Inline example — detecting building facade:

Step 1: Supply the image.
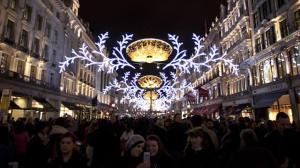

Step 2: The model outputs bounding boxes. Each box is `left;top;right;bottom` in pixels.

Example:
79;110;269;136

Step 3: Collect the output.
188;0;300;125
0;0;113;121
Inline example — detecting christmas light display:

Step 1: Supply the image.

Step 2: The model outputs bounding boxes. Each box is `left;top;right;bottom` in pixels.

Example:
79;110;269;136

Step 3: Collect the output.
59;32;239;113
103;72;143;103
163;34;239;75
59;32;135;74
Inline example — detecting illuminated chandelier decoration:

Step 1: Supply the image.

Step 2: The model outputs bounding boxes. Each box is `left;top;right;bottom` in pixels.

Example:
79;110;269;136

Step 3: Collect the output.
138;75;163;89
59;32;239;112
143;91;159;100
126;39;172;63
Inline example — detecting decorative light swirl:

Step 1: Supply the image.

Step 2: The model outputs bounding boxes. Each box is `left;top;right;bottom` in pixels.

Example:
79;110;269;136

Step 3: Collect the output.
163;33;239;75
59;32;135;74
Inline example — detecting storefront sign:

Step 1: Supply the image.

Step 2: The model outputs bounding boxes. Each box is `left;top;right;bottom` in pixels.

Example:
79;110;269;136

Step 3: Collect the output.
223;98;251;107
253;82;288;95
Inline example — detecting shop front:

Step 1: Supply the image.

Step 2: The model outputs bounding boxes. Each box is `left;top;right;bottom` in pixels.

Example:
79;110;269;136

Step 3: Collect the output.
190;103;221;119
253;88;292;122
222;96;253;119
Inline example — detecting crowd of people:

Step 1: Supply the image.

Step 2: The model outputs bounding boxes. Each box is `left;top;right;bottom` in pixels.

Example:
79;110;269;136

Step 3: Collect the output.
0;112;300;168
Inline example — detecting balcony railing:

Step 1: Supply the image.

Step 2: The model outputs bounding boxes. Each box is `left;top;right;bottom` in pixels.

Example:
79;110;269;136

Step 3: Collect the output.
0;68;59;91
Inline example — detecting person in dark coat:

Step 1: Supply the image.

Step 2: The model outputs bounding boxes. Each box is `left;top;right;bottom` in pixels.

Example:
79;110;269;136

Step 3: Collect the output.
48;132;86;168
146;134;175;168
0;125;14;168
182;127;217;168
87;119;121;168
27;122;50;168
167;113;188;160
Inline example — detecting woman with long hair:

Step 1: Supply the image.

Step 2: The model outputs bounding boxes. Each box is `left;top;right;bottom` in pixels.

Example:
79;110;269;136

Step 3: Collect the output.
145;134;175;168
182;127;217;168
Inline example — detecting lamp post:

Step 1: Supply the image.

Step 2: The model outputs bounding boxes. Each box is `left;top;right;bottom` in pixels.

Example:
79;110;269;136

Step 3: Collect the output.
149;89;153;114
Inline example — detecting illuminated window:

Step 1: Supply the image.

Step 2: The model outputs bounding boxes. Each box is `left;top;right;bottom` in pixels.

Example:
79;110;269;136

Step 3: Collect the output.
33;38;40;55
43;45;49;60
20;30;28;49
255;37;262;53
260;58;276;84
9;0;17;10
16;60;25;74
276;54;287;79
23;5;32;22
266;26;276;46
280;19;289;38
0;54;9;70
289;46;300;76
4;20;15;41
30;65;37;79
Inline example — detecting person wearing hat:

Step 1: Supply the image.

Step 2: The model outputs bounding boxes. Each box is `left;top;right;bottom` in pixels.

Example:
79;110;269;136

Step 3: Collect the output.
181;127;218;168
121;134;150;168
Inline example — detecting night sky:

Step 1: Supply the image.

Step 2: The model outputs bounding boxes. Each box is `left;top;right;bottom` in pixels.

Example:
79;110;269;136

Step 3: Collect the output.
78;0;227;76
79;0;226;40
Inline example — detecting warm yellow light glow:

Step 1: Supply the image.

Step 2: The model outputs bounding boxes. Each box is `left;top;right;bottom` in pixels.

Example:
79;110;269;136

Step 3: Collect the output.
126;38;172;63
138;75;163;89
143;91;159;100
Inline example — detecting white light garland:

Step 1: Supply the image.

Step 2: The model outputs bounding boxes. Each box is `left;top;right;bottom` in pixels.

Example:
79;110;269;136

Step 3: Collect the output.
59;32;135;74
163;33;239;75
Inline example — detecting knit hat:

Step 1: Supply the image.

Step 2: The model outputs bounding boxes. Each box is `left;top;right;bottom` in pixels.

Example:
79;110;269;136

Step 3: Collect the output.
126;134;145;151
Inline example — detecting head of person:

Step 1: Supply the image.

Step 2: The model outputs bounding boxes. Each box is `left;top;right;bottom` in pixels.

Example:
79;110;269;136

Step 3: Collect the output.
190;115;203;127
146;135;166;157
126;134;145;158
276;112;290;130
240;129;258;149
60;132;76;155
36;121;50;135
186;127;211;151
206;119;214;129
174;113;182;123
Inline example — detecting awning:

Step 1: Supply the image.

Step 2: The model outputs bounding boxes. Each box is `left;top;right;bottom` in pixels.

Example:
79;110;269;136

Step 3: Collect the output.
33;97;58;112
235;104;251;114
206;104;221;114
10;101;22;109
190;104;220;115
62;101;85;111
253;91;287;109
190;107;207;115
